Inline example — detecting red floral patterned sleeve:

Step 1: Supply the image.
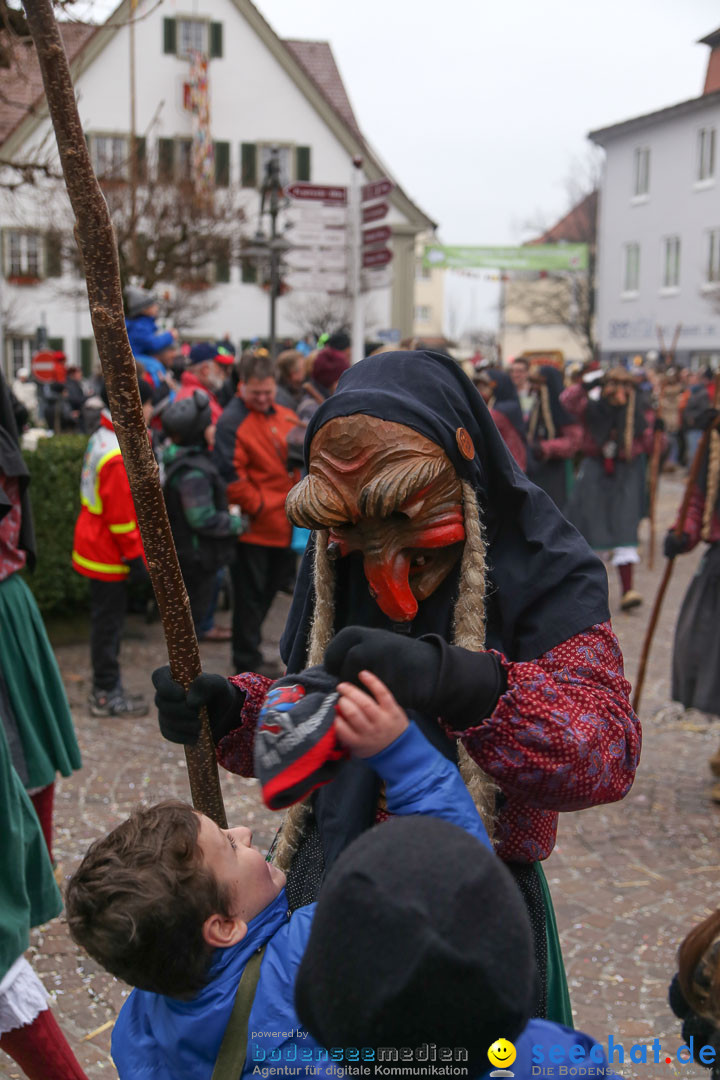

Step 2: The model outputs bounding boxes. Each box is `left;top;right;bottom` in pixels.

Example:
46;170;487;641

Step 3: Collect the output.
215;672;273;777
447;622;641;813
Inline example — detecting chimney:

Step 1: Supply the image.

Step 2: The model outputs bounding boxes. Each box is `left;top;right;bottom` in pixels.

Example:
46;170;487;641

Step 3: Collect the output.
700;28;720;95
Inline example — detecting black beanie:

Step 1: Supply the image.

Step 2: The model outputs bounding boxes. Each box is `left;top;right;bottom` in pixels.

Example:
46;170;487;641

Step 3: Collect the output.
294;816;536;1062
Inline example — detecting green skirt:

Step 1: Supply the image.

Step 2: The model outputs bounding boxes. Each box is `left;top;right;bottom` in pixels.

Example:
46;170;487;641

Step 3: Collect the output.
0;573;81;790
537;862;574;1027
0;719;61;977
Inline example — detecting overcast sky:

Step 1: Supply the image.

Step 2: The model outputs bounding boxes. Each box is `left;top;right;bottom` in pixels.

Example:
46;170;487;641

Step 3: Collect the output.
255;0;718;245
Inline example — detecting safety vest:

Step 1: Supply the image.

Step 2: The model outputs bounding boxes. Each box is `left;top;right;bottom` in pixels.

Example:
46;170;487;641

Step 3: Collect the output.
72;415;144;581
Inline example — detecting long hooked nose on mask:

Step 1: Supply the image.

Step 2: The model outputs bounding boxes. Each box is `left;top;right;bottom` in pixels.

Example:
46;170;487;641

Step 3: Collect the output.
364;551;418;622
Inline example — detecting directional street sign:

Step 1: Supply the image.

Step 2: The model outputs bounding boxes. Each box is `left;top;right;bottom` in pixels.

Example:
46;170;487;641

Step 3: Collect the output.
362;225;391;247
362;247;393;269
290;228;347;249
362;201;389;224
286;205;347;228
362;177;393;202
286;270;347;293
285;247;346;271
286;182;347;204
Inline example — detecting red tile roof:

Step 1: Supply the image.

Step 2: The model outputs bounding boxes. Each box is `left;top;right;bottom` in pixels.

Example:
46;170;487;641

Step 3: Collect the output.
0;22;96;147
529;190;597;245
283;39;364;142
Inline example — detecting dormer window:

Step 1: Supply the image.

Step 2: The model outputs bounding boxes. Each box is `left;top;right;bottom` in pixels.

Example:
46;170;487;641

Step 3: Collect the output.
163;18;223;59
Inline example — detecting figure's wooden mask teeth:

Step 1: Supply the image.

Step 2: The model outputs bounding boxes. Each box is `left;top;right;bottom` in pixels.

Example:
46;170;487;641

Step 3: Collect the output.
286;416;466;621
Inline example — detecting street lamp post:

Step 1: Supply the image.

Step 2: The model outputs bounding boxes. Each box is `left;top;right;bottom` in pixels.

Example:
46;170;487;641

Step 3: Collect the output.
246;147;289;360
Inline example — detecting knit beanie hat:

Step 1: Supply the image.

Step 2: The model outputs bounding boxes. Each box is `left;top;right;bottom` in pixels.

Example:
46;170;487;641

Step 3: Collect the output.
125;285;157;319
312;347;350;390
254;666;348;810
295;816;537;1064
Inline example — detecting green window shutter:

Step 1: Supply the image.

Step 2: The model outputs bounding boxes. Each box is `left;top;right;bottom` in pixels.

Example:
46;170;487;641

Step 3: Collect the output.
241;143;257;188
45;232;62;277
295;146;311;182
135;136;147;181
163;17;177;55
210;22;223;58
241;258;257;284
47;337;64;352
158;138;175;181
80;338;94;377
215;239;231;283
214;141;230;187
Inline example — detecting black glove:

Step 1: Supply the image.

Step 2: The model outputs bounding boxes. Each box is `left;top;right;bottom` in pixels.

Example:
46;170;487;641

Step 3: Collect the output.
152;667;245;746
323;626;506;728
663;531;690;560
125;556;149;586
697;407;720;431
653;417;665;433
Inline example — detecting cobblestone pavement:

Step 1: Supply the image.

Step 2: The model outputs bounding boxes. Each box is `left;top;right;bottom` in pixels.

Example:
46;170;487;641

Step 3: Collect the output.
2;476;717;1078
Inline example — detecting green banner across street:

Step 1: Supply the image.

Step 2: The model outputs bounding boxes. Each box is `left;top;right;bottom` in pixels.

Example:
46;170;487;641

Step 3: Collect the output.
423;243;589;272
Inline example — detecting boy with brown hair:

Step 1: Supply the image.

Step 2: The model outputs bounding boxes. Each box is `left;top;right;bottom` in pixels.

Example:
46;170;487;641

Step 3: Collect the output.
66;670;491;1080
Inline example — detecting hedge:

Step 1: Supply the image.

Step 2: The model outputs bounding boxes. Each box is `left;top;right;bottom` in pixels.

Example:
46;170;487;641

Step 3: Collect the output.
21;434;90;616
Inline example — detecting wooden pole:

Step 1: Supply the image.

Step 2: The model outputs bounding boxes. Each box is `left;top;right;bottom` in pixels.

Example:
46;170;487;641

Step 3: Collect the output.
632;375;720;714
23;0;227;827
647;385;664;571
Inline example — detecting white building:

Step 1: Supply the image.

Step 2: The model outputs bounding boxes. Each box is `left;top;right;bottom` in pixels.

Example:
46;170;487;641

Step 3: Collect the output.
590;28;720;368
0;0;434;377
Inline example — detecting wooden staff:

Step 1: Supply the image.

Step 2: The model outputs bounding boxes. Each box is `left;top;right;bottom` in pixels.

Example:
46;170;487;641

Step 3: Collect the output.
23;0;227;827
633;375;720;714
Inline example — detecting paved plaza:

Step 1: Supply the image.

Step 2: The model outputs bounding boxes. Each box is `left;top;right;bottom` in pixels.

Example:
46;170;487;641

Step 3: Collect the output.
1;476;717;1079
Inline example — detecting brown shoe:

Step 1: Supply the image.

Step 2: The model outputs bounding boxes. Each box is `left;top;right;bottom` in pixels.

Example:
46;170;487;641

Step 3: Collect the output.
710;747;720;778
621;589;643;612
199;626;232;642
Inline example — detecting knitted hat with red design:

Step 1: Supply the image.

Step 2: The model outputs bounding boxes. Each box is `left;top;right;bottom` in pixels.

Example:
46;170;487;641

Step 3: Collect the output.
253;666;348;810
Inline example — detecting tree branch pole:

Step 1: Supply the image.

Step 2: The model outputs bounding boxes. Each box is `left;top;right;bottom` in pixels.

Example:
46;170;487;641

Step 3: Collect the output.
23;0;227;827
632;374;720;715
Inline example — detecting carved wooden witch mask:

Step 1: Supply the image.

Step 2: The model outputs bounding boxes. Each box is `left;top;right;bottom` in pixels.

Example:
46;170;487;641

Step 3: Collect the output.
286;415;465;622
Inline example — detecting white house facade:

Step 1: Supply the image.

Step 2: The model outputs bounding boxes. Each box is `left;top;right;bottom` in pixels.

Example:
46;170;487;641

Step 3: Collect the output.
0;0;434;377
590;28;720;368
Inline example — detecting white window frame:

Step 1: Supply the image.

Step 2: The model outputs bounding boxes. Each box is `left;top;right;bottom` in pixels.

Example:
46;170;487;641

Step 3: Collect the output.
90;134;129;181
5;337;33;379
177;18;209;59
414;304;432;322
4;230;42;279
632;147;650;199
622;242;640;297
661;236;681;292
697;127;716;184
706;228;720;287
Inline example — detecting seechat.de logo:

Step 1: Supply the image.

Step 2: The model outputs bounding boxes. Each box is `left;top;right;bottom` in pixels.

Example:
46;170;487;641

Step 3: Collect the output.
488;1038;517;1077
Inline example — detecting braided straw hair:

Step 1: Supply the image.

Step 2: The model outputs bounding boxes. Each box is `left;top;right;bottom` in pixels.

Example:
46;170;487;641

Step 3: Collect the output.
702;430;720;543
452;481;499;828
273;481;498;872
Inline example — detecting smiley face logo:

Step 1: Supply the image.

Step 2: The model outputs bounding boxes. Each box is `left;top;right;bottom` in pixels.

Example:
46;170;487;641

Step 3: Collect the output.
488;1039;517;1071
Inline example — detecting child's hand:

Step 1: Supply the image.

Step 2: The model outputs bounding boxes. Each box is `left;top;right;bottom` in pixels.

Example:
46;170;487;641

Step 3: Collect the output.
334;671;409;758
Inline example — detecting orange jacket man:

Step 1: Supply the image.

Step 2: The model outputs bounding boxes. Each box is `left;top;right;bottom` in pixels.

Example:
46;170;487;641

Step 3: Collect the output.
214;352;300;675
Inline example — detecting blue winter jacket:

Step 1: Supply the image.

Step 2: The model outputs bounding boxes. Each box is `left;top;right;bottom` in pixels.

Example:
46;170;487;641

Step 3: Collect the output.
110;724;619;1080
125;315;174;361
